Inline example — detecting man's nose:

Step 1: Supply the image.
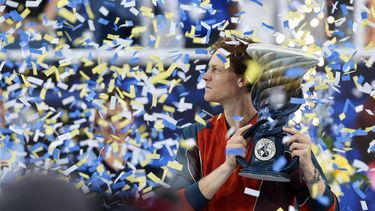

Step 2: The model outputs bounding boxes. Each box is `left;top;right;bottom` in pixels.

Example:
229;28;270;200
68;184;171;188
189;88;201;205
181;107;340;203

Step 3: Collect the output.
203;70;210;81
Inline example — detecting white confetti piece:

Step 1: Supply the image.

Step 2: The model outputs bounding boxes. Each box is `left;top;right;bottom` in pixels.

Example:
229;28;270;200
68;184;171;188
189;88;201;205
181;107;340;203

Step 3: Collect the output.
7;83;21;93
27;77;44;86
62;96;75;105
129;7;139;16
57;82;68;90
353;159;369;172
25;0;42;7
109;96;117;110
99;6;109;16
365;109;374;116
6;0;19;8
62;165;78;176
360;200;368;210
122;0;136;8
244;187;260;197
75;12;86;23
88;19;96;31
355;105;363;113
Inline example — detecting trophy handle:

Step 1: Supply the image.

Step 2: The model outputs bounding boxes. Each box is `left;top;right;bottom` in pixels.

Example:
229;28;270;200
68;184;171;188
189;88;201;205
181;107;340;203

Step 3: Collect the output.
235;119;268;168
280;137;300;172
280;156;299;173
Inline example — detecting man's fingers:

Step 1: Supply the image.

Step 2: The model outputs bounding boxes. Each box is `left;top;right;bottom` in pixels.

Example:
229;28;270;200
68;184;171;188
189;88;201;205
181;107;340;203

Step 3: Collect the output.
282;127;300;135
289;142;308;152
236;123;253;135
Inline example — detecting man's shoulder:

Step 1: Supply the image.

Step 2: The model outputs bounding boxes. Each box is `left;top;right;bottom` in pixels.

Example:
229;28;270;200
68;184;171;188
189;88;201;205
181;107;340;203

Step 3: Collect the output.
181;114;221;139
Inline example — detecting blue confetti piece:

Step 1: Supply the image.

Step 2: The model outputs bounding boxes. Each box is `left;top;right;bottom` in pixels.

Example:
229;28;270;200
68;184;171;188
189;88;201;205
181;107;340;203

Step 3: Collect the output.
110;53;119;65
290;98;305;104
340;4;349;16
261;22;274;30
361;12;368;20
283;20;289;28
357;75;365;84
232;115;244;122
162;119;177;131
251;0;263;6
342;74;350;81
272;156;287;172
216;53;227;64
112;181;126;190
53;149;60;160
352;180;367;199
317;195;330;206
98;18;109;25
226;148;244;156
244;30;254;36
29;48;43;55
285;67;305;78
195;48;208;55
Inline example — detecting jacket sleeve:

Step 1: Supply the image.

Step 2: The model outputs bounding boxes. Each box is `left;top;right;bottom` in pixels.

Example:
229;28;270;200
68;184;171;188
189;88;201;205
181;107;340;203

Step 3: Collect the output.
289;153;339;211
168;124;209;211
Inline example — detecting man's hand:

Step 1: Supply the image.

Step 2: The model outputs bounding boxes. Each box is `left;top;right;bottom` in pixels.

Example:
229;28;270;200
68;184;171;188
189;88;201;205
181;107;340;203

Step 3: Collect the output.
282;127;315;177
224;124;253;171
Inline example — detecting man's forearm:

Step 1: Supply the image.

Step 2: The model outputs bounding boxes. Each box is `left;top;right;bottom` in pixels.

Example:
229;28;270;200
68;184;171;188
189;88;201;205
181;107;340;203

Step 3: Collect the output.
303;164;326;198
198;163;234;199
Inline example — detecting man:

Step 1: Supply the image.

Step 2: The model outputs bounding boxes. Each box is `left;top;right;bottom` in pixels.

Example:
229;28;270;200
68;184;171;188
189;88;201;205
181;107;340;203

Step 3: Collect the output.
168;36;339;210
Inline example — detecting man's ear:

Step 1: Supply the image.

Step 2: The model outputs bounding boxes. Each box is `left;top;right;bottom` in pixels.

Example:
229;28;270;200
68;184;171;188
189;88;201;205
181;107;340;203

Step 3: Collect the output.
237;76;248;88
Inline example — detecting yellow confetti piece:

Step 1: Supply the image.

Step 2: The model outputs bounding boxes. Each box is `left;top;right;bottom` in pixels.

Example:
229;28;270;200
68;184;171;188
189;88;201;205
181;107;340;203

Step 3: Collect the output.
40;88;47;100
86;4;95;19
193;37;207;44
140;159;151;167
57;0;69;8
195;114;206;126
96;164;104;175
131;26;147;37
21;74;30;87
314;84;329;90
167;161;183;171
20;8;30;19
92;63;107;74
75;181;85;189
123;85;135;98
140;6;154;18
147;172;161;183
45;125;54;136
343;128;356;133
154;35;161;48
107;79;115;93
163;105;175;113
150;63;177;84
276;208;284;211
44;66;58;77
107;34;120;40
142;186;153;194
58;8;77;24
311;183;319;199
146;153;160;160
339;113;346;120
76;158;87;167
185;26;196;38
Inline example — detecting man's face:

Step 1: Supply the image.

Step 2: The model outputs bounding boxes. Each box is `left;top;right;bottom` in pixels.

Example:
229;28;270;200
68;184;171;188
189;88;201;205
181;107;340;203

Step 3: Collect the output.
203;52;241;104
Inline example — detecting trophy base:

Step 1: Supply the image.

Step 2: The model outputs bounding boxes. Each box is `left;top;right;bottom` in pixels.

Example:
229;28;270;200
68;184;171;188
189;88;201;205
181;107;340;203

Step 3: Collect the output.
239;168;291;182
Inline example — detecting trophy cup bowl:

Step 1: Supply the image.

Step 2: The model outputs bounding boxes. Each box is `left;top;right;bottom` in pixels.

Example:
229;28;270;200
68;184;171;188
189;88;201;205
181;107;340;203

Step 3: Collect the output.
236;44;319;182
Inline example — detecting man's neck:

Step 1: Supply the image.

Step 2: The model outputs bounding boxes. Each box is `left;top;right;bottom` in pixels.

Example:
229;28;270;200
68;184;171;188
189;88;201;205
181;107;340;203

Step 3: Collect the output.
223;95;257;129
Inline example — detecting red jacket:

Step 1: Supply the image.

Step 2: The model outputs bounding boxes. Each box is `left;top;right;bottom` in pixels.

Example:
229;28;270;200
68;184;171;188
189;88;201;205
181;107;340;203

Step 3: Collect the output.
169;113;338;211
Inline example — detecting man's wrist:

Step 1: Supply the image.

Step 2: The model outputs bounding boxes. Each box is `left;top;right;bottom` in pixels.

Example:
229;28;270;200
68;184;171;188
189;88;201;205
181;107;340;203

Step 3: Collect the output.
221;162;235;174
303;167;322;186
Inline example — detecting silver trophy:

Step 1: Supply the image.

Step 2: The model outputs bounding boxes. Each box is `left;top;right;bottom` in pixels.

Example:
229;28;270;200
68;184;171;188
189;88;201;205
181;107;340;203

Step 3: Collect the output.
236;44;319;182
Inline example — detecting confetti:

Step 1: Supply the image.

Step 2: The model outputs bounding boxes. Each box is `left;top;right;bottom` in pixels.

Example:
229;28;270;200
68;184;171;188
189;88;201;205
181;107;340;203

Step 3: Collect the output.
244;187;260;197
